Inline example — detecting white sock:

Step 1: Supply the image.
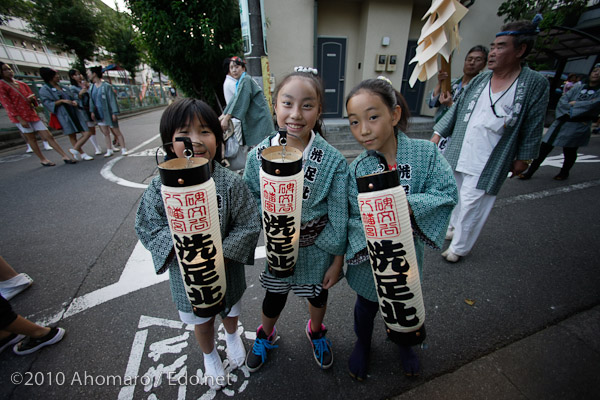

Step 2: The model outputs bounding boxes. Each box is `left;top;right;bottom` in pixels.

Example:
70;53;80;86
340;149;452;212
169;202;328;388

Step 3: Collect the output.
89;134;101;152
204;346;220;363
225;331;239;346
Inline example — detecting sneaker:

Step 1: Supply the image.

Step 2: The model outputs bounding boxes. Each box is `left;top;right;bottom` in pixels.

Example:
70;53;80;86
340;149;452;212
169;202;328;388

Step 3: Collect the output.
226;332;246;369
121;148;128;156
104;150;113;158
13;327;65;355
69;148;81;161
43;142;53;151
445;227;454;240
306;320;333;369
203;352;226;391
94;150;103;156
25;145;34;154
0;334;25;354
81;153;94;161
112;146;121;152
443;250;461;263
245;325;278;372
0;273;33;300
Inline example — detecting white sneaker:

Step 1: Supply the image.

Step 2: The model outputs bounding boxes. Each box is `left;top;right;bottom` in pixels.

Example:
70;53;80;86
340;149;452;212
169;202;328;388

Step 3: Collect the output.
445;227;454;240
94;149;103;156
226;333;246;369
43;142;53;151
26;145;33;153
204;353;226;390
121;148;128;156
81;153;94;161
69;148;81;161
444;250;461;263
104;150;113;158
112;146;121;152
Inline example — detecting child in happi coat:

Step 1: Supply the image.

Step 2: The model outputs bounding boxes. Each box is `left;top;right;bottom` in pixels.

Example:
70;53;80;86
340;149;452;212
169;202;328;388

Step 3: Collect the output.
345;77;457;380
243;67;349;371
135;98;261;390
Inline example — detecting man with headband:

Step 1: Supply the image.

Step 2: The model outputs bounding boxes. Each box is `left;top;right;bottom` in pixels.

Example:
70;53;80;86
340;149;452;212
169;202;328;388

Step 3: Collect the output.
431;19;549;263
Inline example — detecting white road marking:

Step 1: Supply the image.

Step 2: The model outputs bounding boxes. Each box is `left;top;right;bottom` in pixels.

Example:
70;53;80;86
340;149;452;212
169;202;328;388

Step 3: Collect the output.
36;242;266;325
100;134;161;188
496;179;600;207
541;153;600;168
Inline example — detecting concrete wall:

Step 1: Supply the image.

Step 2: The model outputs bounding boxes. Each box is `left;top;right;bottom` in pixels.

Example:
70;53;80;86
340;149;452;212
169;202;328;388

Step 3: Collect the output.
263;0;315;88
355;0;413;89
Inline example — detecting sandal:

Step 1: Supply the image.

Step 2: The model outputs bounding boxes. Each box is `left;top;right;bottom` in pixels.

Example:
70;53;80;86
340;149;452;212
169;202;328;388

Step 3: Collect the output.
41;161;56;167
63;159;77;164
553;173;568;181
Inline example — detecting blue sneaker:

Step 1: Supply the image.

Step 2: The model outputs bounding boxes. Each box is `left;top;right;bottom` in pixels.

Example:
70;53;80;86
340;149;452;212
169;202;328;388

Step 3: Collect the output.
306;320;333;369
245;325;278;372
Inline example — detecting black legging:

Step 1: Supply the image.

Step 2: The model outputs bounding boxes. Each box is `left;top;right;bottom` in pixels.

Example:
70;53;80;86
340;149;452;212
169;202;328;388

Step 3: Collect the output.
526;141;578;178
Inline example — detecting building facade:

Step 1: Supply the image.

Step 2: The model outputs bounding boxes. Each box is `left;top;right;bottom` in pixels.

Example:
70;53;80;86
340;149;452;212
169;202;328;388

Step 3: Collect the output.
262;0;506;117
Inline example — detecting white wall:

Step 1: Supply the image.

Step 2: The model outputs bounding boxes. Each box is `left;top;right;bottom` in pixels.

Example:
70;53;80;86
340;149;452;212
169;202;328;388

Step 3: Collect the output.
263;0;315;88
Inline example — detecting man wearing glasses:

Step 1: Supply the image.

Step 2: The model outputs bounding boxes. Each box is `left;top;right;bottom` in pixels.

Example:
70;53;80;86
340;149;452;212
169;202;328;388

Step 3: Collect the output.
430;20;549;263
428;45;489;152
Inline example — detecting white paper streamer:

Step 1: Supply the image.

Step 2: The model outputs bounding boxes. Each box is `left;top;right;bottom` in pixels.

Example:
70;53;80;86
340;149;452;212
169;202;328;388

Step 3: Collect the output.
161;178;226;317
358;185;425;333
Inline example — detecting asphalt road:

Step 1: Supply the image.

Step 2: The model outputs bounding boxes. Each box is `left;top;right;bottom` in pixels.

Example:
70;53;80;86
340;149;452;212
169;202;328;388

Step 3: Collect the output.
0;108;599;399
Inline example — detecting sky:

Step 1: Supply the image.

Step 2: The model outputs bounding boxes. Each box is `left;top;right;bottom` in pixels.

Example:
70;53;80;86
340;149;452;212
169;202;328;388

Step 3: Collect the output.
101;0;128;12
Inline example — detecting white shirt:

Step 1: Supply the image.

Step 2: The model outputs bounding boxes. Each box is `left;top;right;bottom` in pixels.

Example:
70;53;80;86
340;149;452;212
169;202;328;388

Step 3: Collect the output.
455;79;519;177
223;75;237;104
270;131;316;168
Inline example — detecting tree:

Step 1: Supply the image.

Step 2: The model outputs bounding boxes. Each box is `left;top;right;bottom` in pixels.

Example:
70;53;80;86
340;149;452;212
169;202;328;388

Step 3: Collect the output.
127;0;242;108
27;0;101;73
497;0;587;29
497;0;588;70
100;10;142;83
0;0;32;25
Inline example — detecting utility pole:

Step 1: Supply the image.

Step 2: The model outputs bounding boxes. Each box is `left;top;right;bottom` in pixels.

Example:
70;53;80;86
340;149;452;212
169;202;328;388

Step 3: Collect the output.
245;0;266;79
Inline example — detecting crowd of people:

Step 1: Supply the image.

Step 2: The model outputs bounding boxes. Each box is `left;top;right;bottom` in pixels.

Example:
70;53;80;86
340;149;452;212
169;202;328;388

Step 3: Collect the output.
0;63;128;167
2;15;599;394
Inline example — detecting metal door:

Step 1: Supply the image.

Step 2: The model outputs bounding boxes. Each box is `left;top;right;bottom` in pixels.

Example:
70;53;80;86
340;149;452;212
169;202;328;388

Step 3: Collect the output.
317;37;346;118
401;40;426;115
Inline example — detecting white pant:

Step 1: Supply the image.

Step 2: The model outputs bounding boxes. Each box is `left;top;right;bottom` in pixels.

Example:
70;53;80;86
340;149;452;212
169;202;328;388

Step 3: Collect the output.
448;172;496;256
178;299;241;325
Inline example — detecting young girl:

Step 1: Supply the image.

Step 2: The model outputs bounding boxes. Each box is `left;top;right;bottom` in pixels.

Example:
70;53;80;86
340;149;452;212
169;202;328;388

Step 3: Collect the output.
68;69;103;155
38;67;93;161
135;98;261;390
88;66;128;157
345;78;457;380
0;62;74;166
242;68;348;371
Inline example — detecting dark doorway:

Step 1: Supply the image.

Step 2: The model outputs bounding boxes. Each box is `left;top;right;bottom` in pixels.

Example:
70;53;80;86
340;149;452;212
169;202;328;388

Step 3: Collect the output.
401;40;426;116
317;37;346;118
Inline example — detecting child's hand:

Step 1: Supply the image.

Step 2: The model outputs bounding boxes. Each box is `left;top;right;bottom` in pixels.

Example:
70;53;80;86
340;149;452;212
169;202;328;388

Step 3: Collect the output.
322;255;343;290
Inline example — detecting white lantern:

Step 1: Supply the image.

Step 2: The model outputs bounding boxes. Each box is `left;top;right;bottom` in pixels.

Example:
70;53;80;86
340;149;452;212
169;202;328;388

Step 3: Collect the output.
356;152;426;345
158;151;226;318
259;137;304;278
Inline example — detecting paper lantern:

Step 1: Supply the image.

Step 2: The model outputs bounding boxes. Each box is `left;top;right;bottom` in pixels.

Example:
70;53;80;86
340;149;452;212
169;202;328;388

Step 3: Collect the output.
259;133;304;277
158;141;226;318
356;152;426;345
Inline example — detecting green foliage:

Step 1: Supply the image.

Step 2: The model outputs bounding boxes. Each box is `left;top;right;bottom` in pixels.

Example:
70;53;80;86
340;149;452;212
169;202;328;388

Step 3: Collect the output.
99;11;142;82
27;0;101;73
497;0;588;70
127;0;242;107
497;0;587;28
0;0;33;25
